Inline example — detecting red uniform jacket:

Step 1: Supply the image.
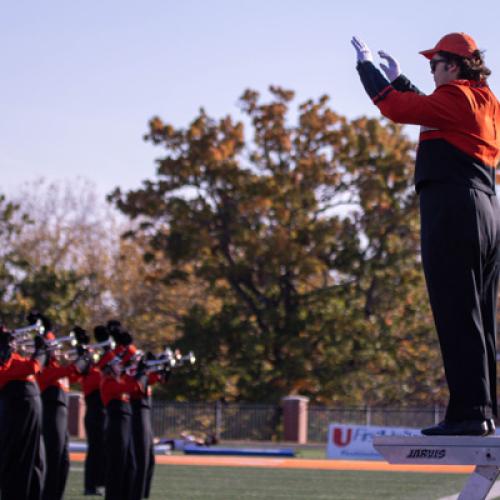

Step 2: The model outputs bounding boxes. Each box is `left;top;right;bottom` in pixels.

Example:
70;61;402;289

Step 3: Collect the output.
0;353;41;389
35;358;79;393
81;366;102;397
95;344;127;371
100;373;140;407
129;372;161;400
71;364;103;397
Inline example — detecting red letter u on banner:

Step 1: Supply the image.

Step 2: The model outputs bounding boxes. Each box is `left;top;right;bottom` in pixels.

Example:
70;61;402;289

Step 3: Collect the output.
333;427;352;447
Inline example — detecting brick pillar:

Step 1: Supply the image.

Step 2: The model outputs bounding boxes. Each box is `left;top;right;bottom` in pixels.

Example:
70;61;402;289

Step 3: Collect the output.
282;396;309;444
67;391;85;438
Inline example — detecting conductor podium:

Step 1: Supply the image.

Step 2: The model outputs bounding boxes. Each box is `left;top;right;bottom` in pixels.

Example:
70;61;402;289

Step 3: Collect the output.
373;435;500;500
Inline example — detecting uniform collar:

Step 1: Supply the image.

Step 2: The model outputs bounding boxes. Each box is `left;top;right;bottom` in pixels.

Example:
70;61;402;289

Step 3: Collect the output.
449;79;488;88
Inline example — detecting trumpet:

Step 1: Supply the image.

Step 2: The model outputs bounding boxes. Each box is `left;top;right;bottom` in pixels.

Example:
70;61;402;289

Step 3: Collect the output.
11;320;45;340
124;347;196;376
63;338;117;361
51;332;78;348
86;338;116;352
143;357;176;370
18;332;78;355
143;349;196;371
175;351;196;367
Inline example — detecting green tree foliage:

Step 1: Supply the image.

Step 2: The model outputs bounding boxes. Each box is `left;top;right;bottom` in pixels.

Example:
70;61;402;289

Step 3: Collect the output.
111;87;442;405
0;193;32;323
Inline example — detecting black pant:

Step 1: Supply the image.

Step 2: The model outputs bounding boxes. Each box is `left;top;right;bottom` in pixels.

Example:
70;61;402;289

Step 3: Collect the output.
420;183;500;421
41;387;70;500
0;381;45;500
84;390;106;491
131;399;155;500
105;400;136;500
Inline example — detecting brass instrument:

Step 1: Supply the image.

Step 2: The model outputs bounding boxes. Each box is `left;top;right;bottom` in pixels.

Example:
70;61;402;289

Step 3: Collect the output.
9;318;197;378
176;351;196;367
18;332;78;356
142;349;196;372
11;320;45;342
63;338;117;362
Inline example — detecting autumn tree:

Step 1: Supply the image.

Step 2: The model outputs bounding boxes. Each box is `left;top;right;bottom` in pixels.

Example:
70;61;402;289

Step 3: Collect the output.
108;235;213;353
1;179;207;350
111;87;442;404
4;179;117;329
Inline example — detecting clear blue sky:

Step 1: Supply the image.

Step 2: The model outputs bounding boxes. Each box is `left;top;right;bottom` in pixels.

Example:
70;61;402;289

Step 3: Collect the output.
3;0;500;198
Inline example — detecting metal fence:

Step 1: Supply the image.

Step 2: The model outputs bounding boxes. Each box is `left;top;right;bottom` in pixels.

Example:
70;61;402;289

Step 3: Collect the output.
150;400;445;443
151;401;281;441
307;405;444;443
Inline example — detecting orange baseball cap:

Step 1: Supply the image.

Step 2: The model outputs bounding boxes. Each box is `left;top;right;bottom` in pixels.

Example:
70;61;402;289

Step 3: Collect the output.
420;33;478;59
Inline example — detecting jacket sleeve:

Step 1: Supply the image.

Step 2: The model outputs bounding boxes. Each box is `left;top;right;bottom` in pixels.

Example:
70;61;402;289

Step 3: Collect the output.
356;61;469;128
96;349;118;369
376;84;469;127
391;74;424;95
38;363;75;386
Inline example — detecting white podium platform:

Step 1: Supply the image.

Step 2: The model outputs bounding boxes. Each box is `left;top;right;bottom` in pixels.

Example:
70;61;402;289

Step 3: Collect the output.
373;436;500;500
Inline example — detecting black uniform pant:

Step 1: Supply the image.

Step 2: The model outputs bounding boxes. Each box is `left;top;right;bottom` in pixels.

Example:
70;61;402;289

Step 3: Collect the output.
105;400;136;500
131;399;155;500
420;183;500;422
0;381;45;500
41;387;70;500
84;391;106;491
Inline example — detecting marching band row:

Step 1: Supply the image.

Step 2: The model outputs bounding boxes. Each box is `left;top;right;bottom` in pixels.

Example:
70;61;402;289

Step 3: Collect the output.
0;312;195;500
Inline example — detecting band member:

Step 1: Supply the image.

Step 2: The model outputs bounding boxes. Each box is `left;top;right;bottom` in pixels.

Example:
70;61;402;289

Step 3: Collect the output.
100;350;142;500
352;33;500;436
128;355;166;500
78;325;108;496
0;326;46;500
34;315;79;500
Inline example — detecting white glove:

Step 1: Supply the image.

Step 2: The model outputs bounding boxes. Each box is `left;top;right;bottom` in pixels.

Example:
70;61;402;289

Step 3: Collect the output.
351;36;373;63
378;50;401;82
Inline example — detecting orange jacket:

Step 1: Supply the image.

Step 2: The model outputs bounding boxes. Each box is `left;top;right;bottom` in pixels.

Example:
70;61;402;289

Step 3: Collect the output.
357;62;500;193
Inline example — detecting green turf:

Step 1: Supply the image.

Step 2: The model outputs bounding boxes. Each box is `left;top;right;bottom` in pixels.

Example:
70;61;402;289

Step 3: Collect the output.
294;448;328;459
64;462;480;500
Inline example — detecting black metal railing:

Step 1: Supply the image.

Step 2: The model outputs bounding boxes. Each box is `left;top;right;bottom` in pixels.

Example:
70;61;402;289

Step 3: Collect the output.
150;401;445;443
307;405;444;443
151;401;281;441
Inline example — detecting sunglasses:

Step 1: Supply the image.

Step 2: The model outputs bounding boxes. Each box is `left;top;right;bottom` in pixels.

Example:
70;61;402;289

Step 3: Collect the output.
430;58;448;73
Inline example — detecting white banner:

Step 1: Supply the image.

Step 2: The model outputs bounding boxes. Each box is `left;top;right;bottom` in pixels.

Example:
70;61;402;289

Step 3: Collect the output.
326;423;421;460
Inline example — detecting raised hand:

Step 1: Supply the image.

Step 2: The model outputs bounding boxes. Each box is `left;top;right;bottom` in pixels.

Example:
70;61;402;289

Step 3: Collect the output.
351;36;373;62
378;50;401;81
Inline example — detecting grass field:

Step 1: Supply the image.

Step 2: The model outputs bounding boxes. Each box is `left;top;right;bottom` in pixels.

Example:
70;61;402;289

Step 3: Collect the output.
64;462;477;500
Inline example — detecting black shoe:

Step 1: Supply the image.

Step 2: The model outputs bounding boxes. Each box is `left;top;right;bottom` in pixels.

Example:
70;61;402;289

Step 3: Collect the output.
486;418;496;436
421;419;488;436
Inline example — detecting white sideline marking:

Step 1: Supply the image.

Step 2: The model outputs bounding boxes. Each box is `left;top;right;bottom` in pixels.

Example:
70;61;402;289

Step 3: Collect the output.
437;480;500;500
